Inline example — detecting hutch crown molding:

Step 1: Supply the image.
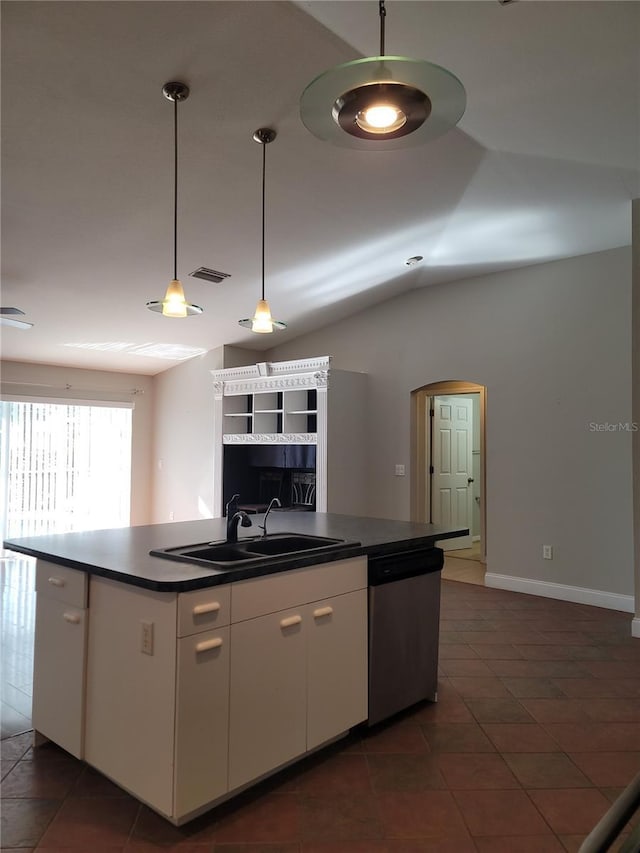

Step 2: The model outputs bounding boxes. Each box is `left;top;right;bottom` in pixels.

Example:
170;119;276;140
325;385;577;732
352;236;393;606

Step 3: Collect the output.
211;356;366;516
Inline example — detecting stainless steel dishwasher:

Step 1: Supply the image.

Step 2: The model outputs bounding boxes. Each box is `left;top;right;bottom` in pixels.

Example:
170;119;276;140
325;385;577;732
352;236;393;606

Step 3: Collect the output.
367;547;444;726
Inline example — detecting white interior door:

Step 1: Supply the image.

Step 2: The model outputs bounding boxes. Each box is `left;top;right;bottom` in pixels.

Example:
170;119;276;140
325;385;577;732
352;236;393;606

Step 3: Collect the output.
431;396;473;550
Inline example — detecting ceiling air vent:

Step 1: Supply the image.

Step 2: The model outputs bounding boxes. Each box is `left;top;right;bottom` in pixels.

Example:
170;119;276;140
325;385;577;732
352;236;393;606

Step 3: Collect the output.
189;267;231;284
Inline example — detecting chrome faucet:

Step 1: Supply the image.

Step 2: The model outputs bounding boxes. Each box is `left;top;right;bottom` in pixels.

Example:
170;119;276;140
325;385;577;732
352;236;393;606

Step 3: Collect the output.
259;497;281;537
225;494;252;543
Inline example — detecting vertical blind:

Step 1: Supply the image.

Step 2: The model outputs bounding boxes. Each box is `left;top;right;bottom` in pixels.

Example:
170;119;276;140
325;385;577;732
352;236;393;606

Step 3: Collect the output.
1;401;132;539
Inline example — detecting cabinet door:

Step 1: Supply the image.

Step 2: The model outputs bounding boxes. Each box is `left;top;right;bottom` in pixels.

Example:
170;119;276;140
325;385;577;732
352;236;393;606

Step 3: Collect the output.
229;609;306;790
32;596;87;758
85;578;177;818
306;590;368;751
174;627;230;817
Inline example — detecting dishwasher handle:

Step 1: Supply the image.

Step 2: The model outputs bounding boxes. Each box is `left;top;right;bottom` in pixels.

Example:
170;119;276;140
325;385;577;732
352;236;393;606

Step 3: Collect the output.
368;547;444;585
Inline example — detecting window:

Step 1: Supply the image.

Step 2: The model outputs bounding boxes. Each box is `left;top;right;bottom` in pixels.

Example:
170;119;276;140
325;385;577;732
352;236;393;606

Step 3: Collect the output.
0;401;132;539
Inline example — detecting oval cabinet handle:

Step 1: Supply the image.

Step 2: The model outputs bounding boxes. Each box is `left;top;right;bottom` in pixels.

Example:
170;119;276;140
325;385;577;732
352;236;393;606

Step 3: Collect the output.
280;614;302;629
48;577;65;587
313;606;334;619
195;637;223;653
63;612;81;624
192;602;221;616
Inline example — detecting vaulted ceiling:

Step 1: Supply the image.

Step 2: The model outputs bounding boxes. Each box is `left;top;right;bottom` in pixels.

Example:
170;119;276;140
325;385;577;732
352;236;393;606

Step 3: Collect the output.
2;1;638;374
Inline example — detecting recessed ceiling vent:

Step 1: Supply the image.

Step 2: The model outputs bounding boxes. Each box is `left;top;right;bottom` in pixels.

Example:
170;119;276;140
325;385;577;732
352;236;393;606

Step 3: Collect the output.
189;267;231;284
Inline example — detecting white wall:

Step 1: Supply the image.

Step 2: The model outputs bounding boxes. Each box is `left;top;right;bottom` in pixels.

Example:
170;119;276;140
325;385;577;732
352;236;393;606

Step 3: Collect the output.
266;248;634;601
0;360;154;525
151;345;256;523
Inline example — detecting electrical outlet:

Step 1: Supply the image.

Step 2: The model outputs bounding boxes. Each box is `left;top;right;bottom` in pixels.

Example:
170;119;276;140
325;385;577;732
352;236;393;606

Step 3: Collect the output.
141;621;154;655
543;545;553;560
395;464;406;476
169;510;174;521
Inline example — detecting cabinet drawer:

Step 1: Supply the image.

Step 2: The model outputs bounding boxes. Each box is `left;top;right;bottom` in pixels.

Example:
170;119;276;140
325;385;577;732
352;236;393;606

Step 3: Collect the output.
36;560;87;608
231;557;367;623
177;585;231;637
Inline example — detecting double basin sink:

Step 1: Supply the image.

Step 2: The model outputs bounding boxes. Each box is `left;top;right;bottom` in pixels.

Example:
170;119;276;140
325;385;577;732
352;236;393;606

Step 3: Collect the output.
150;532;359;570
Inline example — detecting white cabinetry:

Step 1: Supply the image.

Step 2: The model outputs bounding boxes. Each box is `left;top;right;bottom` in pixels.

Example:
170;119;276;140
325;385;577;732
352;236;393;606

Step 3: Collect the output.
306;589;368;750
212;356;367;515
229;557;368;790
32;561;88;759
40;557;367;824
175;625;230;816
229;607;307;789
80;556;367;825
84;580;230;821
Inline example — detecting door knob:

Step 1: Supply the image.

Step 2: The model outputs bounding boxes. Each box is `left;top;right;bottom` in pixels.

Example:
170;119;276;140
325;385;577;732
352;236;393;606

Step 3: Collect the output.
467;477;474;484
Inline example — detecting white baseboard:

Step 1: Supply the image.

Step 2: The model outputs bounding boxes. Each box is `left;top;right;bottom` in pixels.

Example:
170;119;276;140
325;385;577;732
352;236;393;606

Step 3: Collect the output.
632;617;640;638
485;572;635;614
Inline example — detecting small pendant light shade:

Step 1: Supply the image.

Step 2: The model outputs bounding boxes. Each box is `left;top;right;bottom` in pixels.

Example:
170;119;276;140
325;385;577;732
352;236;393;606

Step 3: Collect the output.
147;82;203;317
238;128;286;334
300;1;466;150
154;279;201;318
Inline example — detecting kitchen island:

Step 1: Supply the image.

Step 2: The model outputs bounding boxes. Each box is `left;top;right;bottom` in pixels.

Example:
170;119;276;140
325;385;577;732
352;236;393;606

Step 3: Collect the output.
5;514;465;825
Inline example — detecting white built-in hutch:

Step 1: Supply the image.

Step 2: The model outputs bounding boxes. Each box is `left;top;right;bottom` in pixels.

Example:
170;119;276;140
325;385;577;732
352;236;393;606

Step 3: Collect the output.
212;356;366;516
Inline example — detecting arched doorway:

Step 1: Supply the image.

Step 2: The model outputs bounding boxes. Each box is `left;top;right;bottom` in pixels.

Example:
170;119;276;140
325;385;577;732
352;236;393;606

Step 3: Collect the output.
411;381;487;566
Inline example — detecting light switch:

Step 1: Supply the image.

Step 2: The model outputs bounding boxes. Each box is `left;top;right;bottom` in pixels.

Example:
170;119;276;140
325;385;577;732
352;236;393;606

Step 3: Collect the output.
141;621;154;655
395;464;405;476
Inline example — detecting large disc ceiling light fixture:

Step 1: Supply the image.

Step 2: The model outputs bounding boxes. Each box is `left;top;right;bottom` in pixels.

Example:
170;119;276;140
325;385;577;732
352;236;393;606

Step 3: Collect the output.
147;82;203;318
238;129;286;334
300;0;466;150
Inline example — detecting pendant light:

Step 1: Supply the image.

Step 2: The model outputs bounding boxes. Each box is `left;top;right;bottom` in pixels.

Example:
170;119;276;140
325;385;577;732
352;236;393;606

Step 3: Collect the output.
300;0;466;151
238;128;286;334
147;82;203;318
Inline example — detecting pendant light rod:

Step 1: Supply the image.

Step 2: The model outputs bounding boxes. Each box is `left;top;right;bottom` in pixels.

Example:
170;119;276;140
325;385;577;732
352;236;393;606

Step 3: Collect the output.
147;82;203;317
172;94;178;280
379;0;386;56
239;128;285;333
163;82;189;281
260;135;266;301
253;128;276;303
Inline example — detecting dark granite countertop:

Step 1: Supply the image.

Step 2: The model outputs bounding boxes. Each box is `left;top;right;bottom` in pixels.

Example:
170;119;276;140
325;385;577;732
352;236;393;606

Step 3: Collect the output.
3;514;467;592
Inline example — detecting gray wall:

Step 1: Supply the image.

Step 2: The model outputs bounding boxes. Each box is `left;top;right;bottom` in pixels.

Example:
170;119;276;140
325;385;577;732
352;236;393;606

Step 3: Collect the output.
13;247;627;603
266;248;634;598
633;200;640;633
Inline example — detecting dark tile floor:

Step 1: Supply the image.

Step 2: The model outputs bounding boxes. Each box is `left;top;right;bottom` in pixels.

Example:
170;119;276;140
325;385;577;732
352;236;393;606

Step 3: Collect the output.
2;577;640;851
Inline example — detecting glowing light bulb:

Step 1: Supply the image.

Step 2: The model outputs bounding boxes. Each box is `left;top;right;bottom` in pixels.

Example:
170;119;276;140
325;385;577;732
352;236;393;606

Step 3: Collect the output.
364;105;400;128
251;298;274;333
355;102;407;135
162;280;188;317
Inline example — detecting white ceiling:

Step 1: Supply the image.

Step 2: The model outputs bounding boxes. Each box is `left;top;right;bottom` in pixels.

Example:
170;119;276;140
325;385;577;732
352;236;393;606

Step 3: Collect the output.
2;1;638;375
